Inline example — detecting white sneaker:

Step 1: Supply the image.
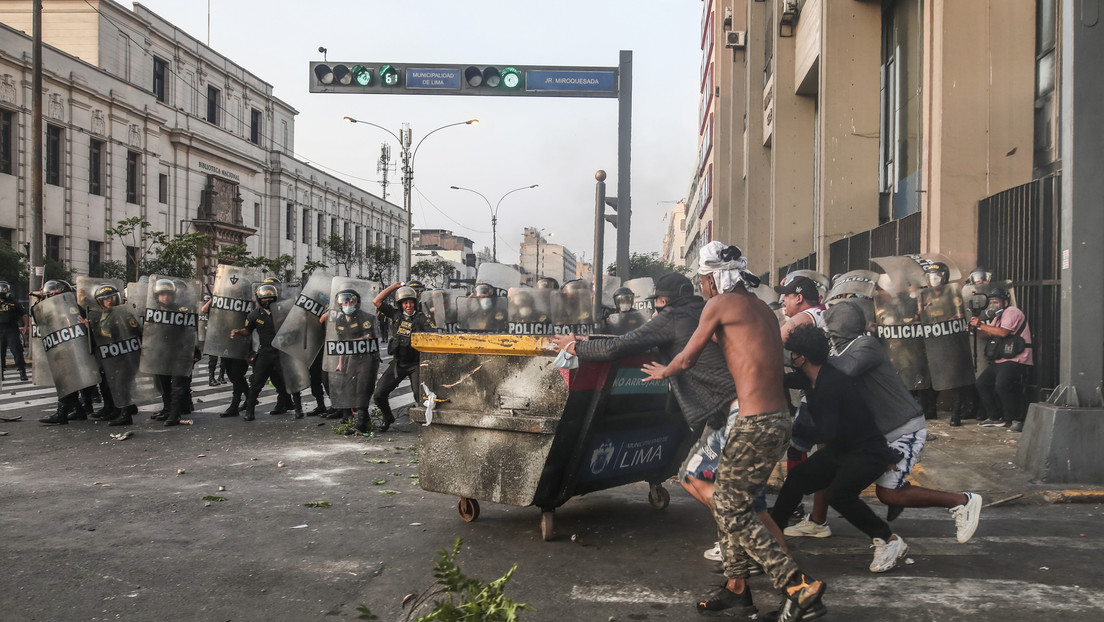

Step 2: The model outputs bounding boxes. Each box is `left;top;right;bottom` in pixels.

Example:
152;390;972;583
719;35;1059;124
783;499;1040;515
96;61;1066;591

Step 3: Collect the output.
869;535;909;573
950;492;983;543
703;541;722;561
784;516;832;538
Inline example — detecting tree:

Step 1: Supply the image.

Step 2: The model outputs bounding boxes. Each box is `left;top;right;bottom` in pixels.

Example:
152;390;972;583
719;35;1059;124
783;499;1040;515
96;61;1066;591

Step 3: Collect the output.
609;252;685;281
321;234;359;277
411;258;453;288
302;259;328;278
105;217;209;281
361;244;400;288
43;256;73;284
0;241;29;287
216;245;296;281
90;259;128;281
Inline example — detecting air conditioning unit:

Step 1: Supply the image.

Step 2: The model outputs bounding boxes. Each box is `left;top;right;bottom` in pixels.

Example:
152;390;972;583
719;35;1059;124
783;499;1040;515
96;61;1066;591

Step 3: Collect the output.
726;30;747;49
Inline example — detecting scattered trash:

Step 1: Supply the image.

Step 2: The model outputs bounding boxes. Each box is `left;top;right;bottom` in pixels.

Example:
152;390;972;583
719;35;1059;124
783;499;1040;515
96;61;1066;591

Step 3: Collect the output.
1040;566;1049;571
379;490;399;495
303;501;331;508
291;524;308;529
277;461;286;468
367;459;390;464
196;454;206;457
110;431;133;441
177;468;186;475
904;558;915;565
0;431;7;436
179;419;193;425
203;495;227;502
570;534;588;546
410;522;423;526
402;593;416;606
0;415;22;422
218;485;226;492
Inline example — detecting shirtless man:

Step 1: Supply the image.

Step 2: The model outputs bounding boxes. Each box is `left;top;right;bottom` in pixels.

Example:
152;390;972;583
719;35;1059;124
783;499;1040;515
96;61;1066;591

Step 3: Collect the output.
643;241;825;621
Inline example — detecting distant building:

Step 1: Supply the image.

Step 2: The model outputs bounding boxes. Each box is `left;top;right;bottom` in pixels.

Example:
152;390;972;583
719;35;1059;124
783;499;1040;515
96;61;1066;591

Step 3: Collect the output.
661;201;688;269
412;228;475;286
518;227;576;286
0;0;406;284
576;261;593;281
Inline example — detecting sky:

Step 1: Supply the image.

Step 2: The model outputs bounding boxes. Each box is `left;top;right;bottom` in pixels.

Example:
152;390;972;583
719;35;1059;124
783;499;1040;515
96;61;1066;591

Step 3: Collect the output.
132;0;703;268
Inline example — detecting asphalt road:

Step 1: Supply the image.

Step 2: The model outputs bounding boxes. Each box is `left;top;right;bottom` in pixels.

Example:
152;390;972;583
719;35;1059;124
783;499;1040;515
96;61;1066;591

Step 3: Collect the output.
2;372;1103;621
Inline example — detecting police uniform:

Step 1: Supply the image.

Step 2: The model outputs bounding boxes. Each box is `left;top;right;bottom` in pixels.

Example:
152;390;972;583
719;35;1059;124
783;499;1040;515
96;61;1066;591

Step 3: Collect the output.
372;303;433;430
152;302;195;425
241;304;298;419
0;297;28;379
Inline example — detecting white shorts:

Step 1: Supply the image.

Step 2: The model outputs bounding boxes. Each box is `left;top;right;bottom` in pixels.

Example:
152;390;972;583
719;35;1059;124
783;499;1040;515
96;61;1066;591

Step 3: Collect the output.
875;428;927;489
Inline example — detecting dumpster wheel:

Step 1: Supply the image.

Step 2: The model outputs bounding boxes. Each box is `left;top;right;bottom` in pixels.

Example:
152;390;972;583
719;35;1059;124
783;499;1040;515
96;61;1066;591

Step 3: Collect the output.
648;484;670;510
540;511;555;541
457;497;480;522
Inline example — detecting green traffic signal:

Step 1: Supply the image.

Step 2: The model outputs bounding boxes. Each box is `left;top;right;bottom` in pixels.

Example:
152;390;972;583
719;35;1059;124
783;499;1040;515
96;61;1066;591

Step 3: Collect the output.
501;67;521;89
351;65;372;86
380;65;399;86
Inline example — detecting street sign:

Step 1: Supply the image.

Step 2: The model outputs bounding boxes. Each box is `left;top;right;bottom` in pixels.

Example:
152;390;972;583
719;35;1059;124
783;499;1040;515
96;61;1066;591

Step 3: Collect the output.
525;70;617;93
407;68;462;90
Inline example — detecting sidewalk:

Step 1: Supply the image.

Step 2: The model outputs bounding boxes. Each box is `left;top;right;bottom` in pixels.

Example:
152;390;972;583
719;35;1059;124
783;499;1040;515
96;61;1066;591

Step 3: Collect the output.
909;416;1104;505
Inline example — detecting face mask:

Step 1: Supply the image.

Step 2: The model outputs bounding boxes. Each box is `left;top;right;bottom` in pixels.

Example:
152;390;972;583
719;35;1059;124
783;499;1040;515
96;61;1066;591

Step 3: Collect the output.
517;306;533;317
479;299;494;311
403;310;415;317
259;300;272;309
927;274;943;288
342;305;356;316
618;303;632;312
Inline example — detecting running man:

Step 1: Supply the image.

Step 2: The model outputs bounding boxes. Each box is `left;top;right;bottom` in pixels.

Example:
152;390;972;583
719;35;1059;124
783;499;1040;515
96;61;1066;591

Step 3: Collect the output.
643;241;825;622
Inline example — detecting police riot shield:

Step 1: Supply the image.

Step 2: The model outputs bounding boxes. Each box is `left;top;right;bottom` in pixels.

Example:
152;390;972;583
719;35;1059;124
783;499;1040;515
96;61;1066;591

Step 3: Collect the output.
203;265;263;360
555;280;596;333
871;256;930;390
75;277;124;314
919;282;975;391
605;309;646;335
273;270;332;369
90;303;152;408
29;312;53;387
139;275;199;377
34;293;100;397
126;281;147;318
825;270;879;326
457;294;508;333
322;278;379;409
270;282;312;394
476;263;521;291
781;270;831;303
599;275;622;307
623;277;655;313
426;288;465;333
506;287;554;334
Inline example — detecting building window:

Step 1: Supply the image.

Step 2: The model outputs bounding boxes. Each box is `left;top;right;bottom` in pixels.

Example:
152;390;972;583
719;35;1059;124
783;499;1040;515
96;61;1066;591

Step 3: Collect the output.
125;245;140;279
207;85;220;124
88;240;102;274
0;226;13;247
250;108;262;145
355;225;361;254
0;109;12;175
317;213;325;246
45;234;61;261
301;208;310;244
46;124;63;186
126;150;140;204
285;202;294;241
879;0;922;221
254;202;261;228
331;217;338;241
153;56;167;102
88;139;104;196
159;173;168;203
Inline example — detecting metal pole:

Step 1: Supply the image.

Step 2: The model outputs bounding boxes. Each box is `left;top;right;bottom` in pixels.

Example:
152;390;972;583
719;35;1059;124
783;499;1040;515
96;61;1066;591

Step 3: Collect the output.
593;170;607;324
29;0;43;294
491;214;497;262
402;124;412;280
615;50;632;278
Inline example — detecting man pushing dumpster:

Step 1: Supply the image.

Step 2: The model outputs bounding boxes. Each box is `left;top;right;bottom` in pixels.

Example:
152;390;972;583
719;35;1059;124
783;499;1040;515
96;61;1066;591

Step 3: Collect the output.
642;241;826;621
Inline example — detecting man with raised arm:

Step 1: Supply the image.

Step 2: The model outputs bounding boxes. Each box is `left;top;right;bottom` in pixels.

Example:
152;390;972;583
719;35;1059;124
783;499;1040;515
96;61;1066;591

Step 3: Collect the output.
643;241;825;622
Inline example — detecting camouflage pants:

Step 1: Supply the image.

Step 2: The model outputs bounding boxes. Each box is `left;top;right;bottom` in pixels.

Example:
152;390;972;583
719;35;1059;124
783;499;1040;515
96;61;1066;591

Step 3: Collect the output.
713;410;798;590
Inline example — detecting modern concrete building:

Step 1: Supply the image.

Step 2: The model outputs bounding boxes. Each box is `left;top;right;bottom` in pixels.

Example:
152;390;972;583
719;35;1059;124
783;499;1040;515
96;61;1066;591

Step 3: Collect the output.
0;0;406;285
412;228;476;286
661;201;688;268
518;226;576;286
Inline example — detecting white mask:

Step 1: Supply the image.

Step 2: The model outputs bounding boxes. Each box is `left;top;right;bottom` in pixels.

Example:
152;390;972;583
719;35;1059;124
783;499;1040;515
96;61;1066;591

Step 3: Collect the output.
618;303;632;312
479;299;494;311
342;305;356;316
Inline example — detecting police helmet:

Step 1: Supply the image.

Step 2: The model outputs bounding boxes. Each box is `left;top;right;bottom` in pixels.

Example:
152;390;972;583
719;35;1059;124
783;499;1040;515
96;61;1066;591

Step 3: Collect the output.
562;279;588;296
923;262;950;286
263;277;279;284
967;266;992;285
0;281;10;298
536;277;560;290
395;286;418;305
987;287;1010;303
335;288;360;308
613;287;635;308
94;284;123;307
153;279;177;298
473;283;496;298
255;283;279;303
406;279;426;294
43;279;72;297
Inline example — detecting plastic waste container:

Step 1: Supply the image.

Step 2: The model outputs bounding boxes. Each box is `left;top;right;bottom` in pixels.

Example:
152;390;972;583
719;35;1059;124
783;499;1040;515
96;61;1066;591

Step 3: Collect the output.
410;333;692;540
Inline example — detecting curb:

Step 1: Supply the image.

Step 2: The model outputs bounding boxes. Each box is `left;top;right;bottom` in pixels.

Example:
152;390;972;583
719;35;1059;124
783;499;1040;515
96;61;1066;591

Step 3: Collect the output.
1039;489;1104;504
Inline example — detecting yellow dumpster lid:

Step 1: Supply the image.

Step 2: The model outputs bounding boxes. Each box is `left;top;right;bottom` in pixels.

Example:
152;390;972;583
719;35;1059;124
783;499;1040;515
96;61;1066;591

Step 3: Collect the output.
411;333;555;357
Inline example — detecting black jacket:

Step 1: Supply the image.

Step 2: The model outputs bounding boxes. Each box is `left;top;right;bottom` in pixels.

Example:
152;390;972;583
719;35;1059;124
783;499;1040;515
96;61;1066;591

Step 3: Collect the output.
575;295;736;433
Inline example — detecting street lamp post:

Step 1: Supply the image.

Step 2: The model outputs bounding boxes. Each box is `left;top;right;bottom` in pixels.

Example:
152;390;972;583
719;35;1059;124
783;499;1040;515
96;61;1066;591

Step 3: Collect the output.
450;184;539;263
344;116;477;276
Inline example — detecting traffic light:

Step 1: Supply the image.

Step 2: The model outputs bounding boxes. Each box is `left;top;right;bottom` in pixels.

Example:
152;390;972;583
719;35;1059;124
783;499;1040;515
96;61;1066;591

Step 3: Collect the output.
311;62;396;90
463;66;522;90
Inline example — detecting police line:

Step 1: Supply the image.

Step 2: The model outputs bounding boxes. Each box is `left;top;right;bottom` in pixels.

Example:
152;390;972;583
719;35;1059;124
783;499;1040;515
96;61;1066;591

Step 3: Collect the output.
876;317;970;340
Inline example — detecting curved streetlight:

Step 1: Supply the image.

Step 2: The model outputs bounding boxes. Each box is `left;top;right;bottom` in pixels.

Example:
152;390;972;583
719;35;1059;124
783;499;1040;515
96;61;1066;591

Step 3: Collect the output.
450;184;539;263
344;116;478;276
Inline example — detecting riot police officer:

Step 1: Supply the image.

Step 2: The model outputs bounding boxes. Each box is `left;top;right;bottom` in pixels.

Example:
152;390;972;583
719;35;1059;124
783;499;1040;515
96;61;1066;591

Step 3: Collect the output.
36;280;93;425
231;283;303;420
606;287;646;335
467;283;507;332
0;281;29;381
146;279;197;426
372;283;434;432
323;288;379;433
88;284;142;426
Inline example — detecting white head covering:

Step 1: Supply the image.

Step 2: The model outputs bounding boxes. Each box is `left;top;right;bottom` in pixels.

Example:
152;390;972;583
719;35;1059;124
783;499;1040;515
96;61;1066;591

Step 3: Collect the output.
698;241;761;293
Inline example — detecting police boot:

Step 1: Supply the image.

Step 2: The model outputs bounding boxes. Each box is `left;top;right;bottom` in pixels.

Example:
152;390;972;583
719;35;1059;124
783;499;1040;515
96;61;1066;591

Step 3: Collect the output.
39;401;70;426
90;386;102;404
950;413;962;427
153;394;170;420
91;406;118;421
19;367;28;382
293;394;304;419
108;406;135;427
348;408;373;435
163;403;183;427
268;394;290;416
307;398;327;417
208;367;217;386
220;393;242;418
70;397;91;421
378;408;396;433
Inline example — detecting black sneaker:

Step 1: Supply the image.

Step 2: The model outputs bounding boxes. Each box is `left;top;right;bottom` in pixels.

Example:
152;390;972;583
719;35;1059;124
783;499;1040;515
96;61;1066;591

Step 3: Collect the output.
696;583;756;617
762;600;828;621
777;574;826;622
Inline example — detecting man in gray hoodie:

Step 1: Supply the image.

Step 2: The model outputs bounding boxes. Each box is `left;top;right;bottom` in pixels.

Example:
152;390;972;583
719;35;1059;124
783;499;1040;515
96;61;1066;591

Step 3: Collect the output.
823;300;982;544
